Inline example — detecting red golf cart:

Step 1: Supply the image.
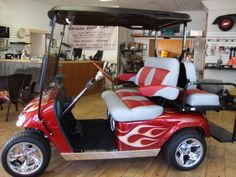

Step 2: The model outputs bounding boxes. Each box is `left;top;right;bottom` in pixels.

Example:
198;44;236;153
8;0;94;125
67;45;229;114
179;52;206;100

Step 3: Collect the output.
1;6;236;177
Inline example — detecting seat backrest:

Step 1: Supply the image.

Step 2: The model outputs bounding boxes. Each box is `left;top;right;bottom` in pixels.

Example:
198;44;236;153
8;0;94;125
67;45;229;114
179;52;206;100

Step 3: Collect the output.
178;61;197;89
178;61;225;93
22;74;32;89
7;74;25;102
135;57;180;87
15;67;40;85
0;76;8;90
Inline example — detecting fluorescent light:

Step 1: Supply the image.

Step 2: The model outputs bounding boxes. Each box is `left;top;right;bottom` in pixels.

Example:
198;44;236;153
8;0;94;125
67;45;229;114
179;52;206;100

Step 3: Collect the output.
131;25;143;29
99;0;114;2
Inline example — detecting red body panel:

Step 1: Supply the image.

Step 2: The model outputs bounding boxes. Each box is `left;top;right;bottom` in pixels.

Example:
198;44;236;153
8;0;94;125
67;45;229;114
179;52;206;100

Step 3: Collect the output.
20;87;73;153
115;108;210;151
19;88;210;153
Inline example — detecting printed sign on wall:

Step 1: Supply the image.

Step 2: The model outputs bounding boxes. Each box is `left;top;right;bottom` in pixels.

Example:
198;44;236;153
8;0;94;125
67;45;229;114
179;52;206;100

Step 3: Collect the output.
69;25;117;50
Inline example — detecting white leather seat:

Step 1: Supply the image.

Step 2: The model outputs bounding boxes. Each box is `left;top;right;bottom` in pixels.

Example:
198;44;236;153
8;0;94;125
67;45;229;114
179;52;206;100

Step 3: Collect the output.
102;57;180;122
117;57;180;100
102;91;163;122
181;89;220;106
181;61;220;106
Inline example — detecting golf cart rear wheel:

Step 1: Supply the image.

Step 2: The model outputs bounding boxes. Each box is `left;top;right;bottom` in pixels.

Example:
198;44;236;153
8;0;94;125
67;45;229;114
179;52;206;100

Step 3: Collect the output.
1;131;51;177
164;129;206;171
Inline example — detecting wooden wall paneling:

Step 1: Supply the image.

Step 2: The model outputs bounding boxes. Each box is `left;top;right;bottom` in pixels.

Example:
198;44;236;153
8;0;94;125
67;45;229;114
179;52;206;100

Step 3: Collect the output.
149;39;191;57
61;61;103;96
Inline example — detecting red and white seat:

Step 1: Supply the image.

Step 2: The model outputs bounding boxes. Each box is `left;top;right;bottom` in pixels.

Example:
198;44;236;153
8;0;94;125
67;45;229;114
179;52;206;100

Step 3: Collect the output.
102;91;163;122
117;57;180;100
180;61;220;106
102;57;180;122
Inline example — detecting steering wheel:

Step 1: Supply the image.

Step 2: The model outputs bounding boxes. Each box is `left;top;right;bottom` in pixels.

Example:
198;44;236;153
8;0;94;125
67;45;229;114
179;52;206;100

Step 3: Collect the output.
92;61;114;83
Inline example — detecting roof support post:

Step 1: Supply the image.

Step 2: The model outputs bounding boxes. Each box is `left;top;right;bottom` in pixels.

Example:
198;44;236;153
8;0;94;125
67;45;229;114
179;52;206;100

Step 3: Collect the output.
53;24;66;78
154;30;158;57
47;14;57;54
181;22;187;53
38;14;57;120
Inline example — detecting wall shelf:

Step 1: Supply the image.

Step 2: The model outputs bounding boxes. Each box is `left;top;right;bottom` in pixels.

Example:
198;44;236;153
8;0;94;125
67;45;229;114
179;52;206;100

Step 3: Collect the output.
131;34;197;39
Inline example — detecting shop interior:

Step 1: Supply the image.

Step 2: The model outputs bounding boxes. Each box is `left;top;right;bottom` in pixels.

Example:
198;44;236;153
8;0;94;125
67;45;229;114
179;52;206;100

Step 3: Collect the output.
0;0;236;177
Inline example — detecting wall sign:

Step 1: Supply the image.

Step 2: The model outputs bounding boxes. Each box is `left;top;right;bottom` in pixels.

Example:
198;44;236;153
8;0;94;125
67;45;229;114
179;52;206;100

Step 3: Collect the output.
218;17;234;31
69;25;117;50
212;14;236;32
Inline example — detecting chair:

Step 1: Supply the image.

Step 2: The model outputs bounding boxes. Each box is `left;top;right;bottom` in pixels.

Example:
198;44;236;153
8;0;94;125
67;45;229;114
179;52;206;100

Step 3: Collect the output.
22;74;32;89
0;74;25;121
0;76;8;111
102;57;180;122
15;67;40;92
20;74;34;105
177;61;220;106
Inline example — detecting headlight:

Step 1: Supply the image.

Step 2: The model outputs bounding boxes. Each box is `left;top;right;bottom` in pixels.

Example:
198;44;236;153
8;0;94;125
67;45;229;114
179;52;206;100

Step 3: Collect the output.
16;113;27;127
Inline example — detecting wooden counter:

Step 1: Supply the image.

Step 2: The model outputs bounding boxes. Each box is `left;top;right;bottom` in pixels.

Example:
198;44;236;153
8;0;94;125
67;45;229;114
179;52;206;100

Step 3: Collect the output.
60;60;103;96
0;59;103;96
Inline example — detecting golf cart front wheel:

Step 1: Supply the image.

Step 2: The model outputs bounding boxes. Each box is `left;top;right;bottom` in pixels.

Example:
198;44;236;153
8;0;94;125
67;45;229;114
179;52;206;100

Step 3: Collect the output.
164;129;206;171
1;131;51;177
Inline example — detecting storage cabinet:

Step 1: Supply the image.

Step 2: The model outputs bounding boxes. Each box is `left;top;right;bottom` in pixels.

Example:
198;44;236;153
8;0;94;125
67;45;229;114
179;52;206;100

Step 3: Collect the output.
61;61;103;96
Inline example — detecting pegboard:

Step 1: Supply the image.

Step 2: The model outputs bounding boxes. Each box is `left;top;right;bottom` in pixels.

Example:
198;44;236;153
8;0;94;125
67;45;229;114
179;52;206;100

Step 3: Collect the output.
205;36;236;65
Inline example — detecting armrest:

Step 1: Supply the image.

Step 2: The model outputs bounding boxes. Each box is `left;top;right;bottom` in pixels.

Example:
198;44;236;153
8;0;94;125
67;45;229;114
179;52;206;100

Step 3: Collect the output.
138;85;179;100
117;73;136;82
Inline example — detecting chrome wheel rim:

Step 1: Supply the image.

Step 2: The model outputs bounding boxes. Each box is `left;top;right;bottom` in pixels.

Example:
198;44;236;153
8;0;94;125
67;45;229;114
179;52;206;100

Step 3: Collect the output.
6;142;43;175
175;138;203;168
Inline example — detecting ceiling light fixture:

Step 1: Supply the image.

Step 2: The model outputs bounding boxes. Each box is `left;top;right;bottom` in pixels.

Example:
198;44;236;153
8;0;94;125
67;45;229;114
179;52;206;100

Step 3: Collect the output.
131;25;143;29
99;0;114;2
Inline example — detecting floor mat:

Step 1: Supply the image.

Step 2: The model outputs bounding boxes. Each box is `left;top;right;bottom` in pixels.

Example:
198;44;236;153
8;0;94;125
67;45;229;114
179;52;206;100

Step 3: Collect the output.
67;119;116;152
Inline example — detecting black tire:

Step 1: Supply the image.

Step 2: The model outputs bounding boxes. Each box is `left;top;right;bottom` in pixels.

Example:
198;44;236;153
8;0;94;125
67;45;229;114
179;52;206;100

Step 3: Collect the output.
1;131;51;177
164;129;206;171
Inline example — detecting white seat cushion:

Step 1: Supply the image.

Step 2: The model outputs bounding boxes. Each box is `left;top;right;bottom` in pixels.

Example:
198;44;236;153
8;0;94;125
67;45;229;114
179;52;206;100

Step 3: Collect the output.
185;89;220;106
102;91;163;122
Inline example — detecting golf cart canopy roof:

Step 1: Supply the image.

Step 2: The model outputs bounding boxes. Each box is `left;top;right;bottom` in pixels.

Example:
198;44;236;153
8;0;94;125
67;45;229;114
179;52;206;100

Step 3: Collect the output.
48;6;191;30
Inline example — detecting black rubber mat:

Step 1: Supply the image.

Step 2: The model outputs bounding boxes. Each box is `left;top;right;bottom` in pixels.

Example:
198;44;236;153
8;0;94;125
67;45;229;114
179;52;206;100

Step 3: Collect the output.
209;121;236;142
67;119;116;152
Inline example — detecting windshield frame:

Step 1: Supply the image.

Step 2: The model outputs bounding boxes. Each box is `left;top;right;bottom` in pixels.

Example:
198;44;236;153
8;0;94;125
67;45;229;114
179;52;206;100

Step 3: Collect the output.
38;13;66;118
